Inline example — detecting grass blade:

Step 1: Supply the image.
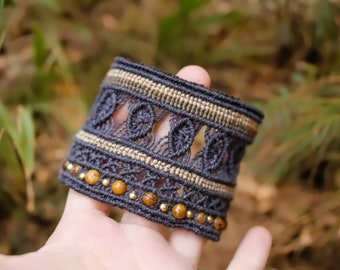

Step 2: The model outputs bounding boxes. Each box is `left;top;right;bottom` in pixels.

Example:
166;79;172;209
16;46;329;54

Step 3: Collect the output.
0;102;36;211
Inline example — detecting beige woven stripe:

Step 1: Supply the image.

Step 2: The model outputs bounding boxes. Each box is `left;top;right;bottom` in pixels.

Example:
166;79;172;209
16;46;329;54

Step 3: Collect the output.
105;69;258;138
76;130;234;195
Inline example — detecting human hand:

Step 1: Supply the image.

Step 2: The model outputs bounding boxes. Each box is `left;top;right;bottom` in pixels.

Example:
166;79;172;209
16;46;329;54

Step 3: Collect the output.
0;66;272;270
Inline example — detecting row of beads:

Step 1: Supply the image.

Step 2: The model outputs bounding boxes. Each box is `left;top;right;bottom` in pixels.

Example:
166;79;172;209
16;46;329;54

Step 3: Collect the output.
63;161;227;231
76;130;234;195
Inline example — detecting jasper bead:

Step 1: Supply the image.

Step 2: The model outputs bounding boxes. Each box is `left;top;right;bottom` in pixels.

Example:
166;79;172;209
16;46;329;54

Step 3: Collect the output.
142;192;158;207
63;160;70;170
172;204;187;219
196;212;206;224
85;170;101;185
214;217;227;230
111;180;127;195
71;164;82;175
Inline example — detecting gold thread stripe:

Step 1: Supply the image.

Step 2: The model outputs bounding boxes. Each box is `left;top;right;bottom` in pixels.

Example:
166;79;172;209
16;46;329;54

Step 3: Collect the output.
76;130;234;195
105;69;258;138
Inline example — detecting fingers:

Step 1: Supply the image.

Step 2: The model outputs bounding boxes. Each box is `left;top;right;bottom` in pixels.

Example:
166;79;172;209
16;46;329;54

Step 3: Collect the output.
227;226;272;270
63;189;111;216
176;65;211;87
169;229;207;269
168;66;211;268
121;65;211;238
120;212;165;232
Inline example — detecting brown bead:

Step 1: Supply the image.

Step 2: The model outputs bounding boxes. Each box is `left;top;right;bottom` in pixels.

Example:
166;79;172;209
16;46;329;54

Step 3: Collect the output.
63;160;70;170
111;180;127;195
85;170;101;185
142;192;158;207
171;204;187;219
196;212;206;224
160;203;168;212
71;164;82;175
214;217;227;230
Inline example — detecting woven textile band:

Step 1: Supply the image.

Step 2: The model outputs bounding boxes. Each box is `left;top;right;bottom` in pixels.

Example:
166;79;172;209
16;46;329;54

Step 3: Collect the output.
59;57;264;241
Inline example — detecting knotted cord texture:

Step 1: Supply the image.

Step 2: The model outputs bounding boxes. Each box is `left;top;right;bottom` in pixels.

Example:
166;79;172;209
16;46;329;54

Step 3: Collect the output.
59;57;264;241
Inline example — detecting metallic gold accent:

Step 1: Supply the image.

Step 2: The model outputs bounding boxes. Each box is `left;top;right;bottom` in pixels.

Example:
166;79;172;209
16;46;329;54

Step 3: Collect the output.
160;203;168;212
66;163;74;171
207;216;214;224
129;191;138;200
101;178;110;187
186;210;194;219
79;172;86;180
76;130;234;195
105;69;258;138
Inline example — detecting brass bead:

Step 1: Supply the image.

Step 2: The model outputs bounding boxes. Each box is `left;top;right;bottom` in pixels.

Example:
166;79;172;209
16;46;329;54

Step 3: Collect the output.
66;163;74;171
85;170;101;185
196;212;206;224
186;210;194;219
207;215;214;224
79;172;86;180
129;191;138;200
71;164;82;175
111;180;127;195
214;217;227;230
101;178;110;187
142;192;158;207
160;203;168;212
171;204;187;219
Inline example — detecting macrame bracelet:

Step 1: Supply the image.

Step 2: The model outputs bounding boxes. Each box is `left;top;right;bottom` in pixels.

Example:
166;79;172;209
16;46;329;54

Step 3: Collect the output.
59;57;264;241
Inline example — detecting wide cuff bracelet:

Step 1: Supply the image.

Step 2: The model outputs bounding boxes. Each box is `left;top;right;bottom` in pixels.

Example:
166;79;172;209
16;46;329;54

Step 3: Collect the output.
59;57;264;241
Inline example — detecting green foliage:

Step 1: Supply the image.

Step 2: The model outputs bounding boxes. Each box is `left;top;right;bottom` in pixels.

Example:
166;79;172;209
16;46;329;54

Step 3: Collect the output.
315;0;335;42
159;0;209;44
0;102;36;211
1;0;340;257
0;0;5;48
33;27;46;69
252;73;340;186
158;0;249;67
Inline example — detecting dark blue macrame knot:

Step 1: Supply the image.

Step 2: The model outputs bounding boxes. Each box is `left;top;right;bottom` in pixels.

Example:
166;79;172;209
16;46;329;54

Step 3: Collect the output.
92;89;116;127
169;118;195;157
59;56;264;241
127;102;155;140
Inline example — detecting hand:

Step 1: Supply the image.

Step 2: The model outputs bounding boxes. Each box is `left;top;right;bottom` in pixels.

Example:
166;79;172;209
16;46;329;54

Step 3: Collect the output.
0;66;272;270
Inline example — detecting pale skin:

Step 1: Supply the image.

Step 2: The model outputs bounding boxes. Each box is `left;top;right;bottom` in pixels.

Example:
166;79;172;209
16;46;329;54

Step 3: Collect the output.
0;66;272;270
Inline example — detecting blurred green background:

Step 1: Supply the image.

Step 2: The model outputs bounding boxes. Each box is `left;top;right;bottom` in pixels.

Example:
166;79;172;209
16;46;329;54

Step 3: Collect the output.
0;0;339;269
